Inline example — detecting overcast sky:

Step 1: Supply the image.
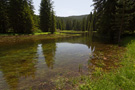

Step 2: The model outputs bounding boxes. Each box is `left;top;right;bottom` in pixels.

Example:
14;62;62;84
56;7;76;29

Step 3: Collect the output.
33;0;94;17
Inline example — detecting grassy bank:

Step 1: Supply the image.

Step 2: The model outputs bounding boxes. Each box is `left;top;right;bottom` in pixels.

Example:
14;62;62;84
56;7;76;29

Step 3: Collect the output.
78;36;135;90
60;30;88;34
0;30;85;36
0;32;60;36
0;32;81;46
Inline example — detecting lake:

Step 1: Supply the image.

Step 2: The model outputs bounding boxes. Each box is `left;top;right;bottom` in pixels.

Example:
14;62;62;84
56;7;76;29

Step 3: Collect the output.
0;35;124;90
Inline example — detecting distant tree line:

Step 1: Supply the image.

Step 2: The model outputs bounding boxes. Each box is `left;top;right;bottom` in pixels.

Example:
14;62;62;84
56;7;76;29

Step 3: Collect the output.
93;0;135;43
0;0;56;34
56;13;96;32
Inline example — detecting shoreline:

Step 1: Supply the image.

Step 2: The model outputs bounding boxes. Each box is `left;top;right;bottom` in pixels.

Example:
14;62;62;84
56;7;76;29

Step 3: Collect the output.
0;33;81;46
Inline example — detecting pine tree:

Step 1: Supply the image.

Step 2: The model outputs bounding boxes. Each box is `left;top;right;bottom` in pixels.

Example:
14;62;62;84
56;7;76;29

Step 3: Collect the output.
9;0;34;34
93;11;97;31
0;0;9;33
66;20;72;30
93;0;117;41
112;0;134;43
88;21;91;32
76;21;81;31
72;19;77;30
90;19;93;33
62;20;66;30
82;18;86;31
40;0;52;32
128;0;135;33
27;0;34;15
50;10;56;34
86;12;93;31
93;0;135;43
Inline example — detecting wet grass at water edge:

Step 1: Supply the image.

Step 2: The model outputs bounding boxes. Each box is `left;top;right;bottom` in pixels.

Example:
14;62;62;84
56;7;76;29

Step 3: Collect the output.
78;36;135;90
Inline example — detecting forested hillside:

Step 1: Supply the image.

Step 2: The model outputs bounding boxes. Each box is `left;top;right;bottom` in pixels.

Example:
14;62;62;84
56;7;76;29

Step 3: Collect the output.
56;13;96;31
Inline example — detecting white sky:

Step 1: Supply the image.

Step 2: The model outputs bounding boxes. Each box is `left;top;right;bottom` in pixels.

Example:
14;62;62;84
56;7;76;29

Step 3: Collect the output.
33;0;94;17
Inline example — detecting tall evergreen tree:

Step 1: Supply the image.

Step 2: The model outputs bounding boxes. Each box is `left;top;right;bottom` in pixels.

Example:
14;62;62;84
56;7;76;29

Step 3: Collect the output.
127;0;135;33
27;0;34;14
93;0;135;43
115;0;135;43
82;18;86;31
0;0;9;33
61;19;65;30
93;0;117;41
86;12;93;30
50;10;56;34
66;20;72;30
76;21;81;31
9;0;34;34
40;0;52;32
88;21;91;32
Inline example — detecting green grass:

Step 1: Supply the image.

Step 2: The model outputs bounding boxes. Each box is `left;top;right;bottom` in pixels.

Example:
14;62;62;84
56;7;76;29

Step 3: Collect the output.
0;33;19;36
33;32;51;35
60;30;88;33
78;36;135;90
0;30;86;36
0;32;62;36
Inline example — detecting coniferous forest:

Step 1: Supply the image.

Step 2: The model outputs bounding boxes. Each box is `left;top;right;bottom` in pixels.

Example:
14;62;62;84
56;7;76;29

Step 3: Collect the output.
0;0;135;43
0;0;56;34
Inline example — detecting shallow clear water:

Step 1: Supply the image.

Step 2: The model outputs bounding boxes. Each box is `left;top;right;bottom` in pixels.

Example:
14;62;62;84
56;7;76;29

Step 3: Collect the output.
0;36;124;90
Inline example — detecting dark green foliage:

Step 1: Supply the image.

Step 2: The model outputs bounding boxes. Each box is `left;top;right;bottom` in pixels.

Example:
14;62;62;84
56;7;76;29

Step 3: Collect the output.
93;0;135;43
40;0;52;32
72;20;77;30
50;10;56;34
0;0;9;33
127;0;135;33
33;15;40;28
82;18;86;31
9;0;34;34
66;20;72;30
56;15;88;31
56;13;96;32
27;0;34;15
93;11;97;31
86;12;96;33
56;20;63;30
86;12;92;30
93;0;117;41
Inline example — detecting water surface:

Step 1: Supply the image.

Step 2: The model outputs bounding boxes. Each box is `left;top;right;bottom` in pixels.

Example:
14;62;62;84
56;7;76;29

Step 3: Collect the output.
0;36;124;90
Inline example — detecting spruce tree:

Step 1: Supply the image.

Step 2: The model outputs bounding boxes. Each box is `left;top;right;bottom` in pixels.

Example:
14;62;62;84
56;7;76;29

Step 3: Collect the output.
93;0;117;41
88;21;91;32
82;18;86;31
50;10;56;34
9;0;34;34
0;0;9;33
61;19;65;30
128;0;135;33
40;0;52;32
